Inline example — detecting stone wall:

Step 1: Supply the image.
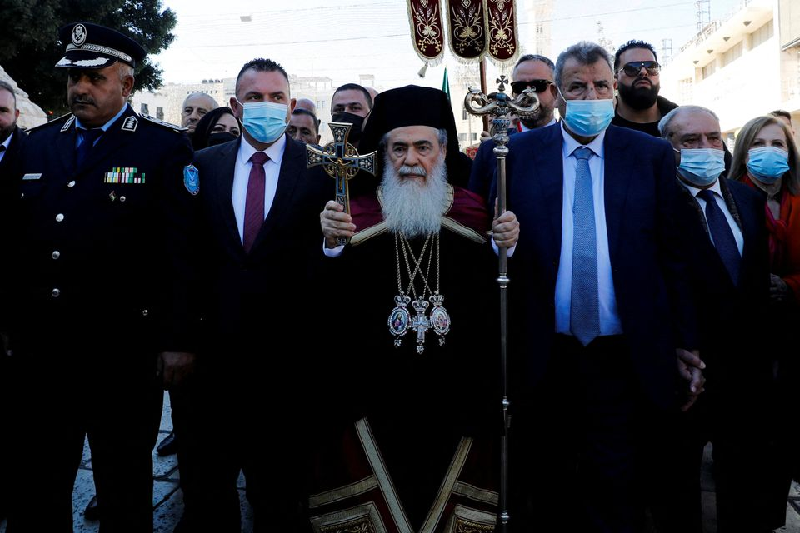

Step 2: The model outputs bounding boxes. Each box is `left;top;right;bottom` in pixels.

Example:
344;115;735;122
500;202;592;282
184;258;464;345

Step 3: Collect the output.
0;65;48;130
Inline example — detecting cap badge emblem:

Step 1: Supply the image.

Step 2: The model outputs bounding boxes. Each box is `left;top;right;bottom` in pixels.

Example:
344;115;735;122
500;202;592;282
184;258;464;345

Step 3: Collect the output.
72;24;87;46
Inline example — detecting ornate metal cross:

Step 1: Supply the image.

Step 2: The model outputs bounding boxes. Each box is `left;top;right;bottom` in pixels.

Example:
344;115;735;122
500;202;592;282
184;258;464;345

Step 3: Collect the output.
410;297;430;354
307;122;377;246
463;75;540;146
462;74;540;533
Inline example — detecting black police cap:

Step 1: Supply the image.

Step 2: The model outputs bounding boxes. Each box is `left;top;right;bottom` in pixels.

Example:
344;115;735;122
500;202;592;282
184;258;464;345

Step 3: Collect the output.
55;22;146;70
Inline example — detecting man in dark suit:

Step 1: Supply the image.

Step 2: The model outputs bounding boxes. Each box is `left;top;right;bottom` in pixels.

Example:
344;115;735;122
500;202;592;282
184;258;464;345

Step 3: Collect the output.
467;53;558;206
653;105;772;533
0;78;24;525
504;41;703;532
178;57;329;533
5;22;198;532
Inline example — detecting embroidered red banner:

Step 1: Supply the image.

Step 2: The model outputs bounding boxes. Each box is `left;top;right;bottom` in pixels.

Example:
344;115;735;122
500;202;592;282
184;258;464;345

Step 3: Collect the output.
407;0;445;65
485;0;518;62
446;0;487;61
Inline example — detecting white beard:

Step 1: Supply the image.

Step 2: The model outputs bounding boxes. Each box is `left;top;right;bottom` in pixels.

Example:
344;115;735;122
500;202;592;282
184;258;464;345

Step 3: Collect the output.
380;153;448;237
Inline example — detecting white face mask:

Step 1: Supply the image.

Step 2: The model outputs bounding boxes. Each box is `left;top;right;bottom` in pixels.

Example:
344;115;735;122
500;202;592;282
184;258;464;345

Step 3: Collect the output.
236;99;288;143
676;148;726;187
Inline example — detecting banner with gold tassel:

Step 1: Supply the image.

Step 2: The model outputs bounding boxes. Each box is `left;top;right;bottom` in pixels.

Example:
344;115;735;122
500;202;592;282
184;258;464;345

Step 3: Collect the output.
445;0;487;62
485;0;518;63
407;0;446;66
407;0;518;66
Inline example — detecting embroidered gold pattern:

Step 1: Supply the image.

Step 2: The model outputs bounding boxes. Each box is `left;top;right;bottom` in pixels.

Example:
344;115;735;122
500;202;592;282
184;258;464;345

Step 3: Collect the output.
453;518;496;533
486;0;517;61
447;0;486;58
320;517;377;533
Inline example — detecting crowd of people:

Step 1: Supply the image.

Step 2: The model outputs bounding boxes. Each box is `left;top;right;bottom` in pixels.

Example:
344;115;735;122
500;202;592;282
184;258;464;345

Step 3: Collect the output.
0;20;797;533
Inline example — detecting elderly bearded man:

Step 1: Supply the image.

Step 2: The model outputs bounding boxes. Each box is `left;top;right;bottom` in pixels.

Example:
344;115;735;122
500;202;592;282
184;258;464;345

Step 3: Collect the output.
314;85;519;532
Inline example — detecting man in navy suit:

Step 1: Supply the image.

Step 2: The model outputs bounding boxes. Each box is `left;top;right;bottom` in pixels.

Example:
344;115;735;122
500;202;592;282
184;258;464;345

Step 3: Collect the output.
178;57;329;533
653;105;772;533
504;41;703;532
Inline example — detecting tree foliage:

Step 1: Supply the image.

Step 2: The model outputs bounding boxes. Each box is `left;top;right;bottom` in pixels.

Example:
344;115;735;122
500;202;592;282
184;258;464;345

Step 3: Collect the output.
0;0;177;116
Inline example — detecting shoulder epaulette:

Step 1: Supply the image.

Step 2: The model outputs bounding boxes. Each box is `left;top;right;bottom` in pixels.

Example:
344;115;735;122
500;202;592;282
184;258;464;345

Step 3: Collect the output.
138;113;187;133
27;113;74;134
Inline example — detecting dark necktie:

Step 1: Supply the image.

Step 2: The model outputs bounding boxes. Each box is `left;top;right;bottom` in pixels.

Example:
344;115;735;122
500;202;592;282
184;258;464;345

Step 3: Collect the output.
571;146;600;346
76;128;103;167
243;151;269;253
0;145;6;153
697;189;741;285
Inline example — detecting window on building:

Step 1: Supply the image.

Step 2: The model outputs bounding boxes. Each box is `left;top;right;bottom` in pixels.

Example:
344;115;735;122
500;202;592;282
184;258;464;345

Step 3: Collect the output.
140;103;149;115
458;133;468;143
462;109;468;120
701;61;716;79
751;21;774;48
157;107;164;120
471;132;478;141
721;41;742;67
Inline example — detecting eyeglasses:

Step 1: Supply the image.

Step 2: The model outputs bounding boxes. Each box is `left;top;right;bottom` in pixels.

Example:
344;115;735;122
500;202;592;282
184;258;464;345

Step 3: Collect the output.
510;80;552;94
618;61;660;77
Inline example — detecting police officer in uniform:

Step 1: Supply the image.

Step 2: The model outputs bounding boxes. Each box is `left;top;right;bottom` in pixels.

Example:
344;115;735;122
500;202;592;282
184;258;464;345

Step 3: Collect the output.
5;22;199;532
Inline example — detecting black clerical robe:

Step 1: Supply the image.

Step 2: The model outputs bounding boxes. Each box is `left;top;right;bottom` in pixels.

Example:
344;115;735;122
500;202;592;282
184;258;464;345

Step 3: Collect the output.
309;185;501;533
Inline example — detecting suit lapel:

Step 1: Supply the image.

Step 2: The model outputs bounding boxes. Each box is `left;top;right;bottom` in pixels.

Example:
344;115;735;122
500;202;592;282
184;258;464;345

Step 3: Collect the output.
250;135;302;251
602;126;633;261
213;140;244;256
535;124;565;263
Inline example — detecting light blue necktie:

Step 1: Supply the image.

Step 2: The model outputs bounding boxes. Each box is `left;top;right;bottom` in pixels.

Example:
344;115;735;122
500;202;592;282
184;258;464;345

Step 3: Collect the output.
571;146;600;346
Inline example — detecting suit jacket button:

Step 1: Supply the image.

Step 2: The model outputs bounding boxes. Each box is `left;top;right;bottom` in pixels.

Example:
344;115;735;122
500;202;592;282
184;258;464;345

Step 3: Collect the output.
56;213;65;222
141;309;148;317
51;288;61;298
67;181;76;188
52;251;61;260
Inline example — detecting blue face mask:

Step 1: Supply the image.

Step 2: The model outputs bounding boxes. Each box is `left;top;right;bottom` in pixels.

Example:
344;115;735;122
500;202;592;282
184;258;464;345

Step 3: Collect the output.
747;147;789;184
238;100;288;144
677;148;726;187
562;99;614;138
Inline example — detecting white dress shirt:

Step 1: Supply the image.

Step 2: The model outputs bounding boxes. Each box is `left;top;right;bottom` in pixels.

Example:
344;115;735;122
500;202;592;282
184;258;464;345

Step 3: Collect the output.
555;124;623;337
679;180;744;254
232;134;286;242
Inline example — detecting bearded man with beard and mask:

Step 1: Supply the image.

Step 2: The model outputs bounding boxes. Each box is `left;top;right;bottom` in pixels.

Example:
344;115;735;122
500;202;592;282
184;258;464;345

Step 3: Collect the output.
468;54;558;205
314;85;519;532
648;105;772;533
611;40;678;137
504;41;703;532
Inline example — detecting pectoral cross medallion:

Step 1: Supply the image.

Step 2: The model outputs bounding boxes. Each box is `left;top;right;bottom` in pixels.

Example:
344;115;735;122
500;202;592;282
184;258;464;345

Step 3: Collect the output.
411;297;430;354
388;295;412;346
429;293;450;346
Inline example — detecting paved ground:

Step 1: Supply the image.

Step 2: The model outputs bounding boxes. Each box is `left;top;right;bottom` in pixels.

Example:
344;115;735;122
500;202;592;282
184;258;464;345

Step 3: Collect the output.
0;392;798;532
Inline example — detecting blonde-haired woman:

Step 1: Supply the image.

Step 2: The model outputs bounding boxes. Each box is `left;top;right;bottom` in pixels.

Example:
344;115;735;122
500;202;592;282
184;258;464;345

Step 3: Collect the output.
730;114;800;531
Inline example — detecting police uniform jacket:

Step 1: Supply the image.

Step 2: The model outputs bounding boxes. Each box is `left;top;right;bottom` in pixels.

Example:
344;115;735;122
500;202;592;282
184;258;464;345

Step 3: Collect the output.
10;105;198;357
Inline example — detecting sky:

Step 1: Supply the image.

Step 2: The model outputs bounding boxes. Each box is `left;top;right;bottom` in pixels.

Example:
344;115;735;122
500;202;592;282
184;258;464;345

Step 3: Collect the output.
151;0;745;92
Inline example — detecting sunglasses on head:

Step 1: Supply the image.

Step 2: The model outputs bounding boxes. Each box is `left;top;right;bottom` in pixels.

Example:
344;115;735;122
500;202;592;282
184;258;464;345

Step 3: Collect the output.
510;79;552;94
618;61;660;77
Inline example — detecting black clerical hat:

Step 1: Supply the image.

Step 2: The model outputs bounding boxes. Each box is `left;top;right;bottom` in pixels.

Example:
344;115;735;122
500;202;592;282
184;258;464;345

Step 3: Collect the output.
55;22;146;69
359;85;463;187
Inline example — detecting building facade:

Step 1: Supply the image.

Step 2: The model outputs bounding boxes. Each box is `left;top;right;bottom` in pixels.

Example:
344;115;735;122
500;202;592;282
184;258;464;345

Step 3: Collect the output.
661;0;799;147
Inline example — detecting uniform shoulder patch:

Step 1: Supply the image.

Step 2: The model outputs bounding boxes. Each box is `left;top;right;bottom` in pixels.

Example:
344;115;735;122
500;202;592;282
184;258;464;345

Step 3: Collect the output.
26;113;74;134
183;165;200;195
138;113;187;133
